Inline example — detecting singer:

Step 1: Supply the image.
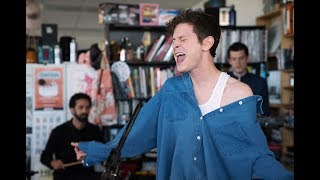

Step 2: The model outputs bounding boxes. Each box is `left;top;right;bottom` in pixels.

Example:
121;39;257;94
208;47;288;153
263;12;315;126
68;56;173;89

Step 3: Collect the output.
71;9;293;180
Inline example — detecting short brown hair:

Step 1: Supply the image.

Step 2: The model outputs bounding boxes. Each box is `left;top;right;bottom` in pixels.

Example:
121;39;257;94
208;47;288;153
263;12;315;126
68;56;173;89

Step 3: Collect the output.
166;9;221;58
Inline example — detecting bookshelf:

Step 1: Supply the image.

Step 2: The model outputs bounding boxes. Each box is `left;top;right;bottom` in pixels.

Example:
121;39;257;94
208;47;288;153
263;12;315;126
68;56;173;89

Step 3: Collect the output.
106;24;268;122
256;2;294;169
215;26;267;64
102;20;175;177
214;26;267;77
256;2;294;114
105;24;176;122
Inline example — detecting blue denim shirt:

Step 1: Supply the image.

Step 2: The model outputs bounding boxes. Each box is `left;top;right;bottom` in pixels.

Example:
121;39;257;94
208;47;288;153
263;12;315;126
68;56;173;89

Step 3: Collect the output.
79;73;293;180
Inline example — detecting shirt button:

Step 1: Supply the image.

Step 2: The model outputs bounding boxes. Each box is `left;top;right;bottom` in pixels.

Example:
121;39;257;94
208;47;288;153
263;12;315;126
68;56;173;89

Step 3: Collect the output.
193;157;197;161
239;101;243;105
219;108;223;112
200;116;203;120
197;136;201;140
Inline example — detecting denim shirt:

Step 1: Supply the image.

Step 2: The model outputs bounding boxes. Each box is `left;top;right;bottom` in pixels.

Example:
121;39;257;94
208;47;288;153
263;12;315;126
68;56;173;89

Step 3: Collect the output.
79;73;293;180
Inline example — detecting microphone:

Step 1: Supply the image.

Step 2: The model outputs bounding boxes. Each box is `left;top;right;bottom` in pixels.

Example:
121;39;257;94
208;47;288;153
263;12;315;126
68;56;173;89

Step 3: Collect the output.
101;102;143;180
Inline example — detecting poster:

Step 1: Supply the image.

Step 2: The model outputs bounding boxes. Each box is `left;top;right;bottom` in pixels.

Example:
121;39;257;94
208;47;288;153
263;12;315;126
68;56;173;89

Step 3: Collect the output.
65;64;97;120
66;63;117;126
34;66;64;110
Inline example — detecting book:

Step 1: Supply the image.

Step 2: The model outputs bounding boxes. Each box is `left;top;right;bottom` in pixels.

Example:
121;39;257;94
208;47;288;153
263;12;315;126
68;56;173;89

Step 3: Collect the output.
154;36;173;62
145;34;166;62
149;67;156;96
162;45;174;62
126;76;135;98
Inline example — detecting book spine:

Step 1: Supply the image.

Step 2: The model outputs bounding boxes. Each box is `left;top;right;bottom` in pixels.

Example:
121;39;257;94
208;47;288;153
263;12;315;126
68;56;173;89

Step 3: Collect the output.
145;35;166;62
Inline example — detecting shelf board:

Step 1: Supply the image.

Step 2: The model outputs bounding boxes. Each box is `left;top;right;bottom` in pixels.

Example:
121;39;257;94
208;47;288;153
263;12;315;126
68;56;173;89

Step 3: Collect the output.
283;34;294;38
283;86;294;90
269;103;294;109
282;103;294;109
270;103;281;108
282;68;294;73
110;60;176;67
115;97;151;101
221;25;265;30
108;24;167;32
256;10;281;20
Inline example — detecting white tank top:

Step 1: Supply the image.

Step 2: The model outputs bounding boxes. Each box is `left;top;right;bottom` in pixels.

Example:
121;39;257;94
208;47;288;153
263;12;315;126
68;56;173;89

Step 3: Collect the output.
199;72;230;116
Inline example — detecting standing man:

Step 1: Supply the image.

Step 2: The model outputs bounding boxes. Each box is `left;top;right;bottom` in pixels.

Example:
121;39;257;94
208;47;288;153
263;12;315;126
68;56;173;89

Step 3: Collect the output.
72;10;292;179
40;92;104;180
227;42;270;116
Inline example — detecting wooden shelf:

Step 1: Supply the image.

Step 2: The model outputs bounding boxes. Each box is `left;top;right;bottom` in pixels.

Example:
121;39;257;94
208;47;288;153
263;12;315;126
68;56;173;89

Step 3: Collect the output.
115;97;151;101
257;10;281;20
283;86;293;90
270;103;281;108
110;60;175;67
256;10;281;28
108;24;166;32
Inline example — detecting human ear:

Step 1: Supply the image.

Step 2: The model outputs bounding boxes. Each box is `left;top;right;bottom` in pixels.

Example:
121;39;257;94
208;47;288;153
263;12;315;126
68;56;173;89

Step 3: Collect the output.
70;108;75;115
202;36;214;52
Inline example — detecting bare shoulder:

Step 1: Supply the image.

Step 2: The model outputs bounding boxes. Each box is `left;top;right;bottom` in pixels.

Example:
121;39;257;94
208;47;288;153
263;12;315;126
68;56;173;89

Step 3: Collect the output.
221;76;253;107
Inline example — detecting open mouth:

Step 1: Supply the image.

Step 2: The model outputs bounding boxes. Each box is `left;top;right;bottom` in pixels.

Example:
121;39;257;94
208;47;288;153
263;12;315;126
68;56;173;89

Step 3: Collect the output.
175;52;186;64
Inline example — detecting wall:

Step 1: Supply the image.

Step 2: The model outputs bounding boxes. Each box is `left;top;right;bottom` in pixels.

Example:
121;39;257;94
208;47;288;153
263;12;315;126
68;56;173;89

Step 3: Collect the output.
226;0;264;26
193;0;264;26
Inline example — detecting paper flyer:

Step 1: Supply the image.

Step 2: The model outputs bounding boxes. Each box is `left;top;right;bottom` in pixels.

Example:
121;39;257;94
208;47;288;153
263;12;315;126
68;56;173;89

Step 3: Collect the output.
34;66;64;110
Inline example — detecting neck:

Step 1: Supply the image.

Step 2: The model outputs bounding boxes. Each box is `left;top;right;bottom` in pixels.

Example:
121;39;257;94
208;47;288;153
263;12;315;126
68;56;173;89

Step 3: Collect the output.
190;58;220;84
190;61;220;88
72;118;86;130
189;60;221;105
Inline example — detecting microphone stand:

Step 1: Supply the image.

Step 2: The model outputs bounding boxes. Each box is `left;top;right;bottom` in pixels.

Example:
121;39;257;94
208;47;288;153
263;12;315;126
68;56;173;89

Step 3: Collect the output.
26;170;39;180
101;102;143;180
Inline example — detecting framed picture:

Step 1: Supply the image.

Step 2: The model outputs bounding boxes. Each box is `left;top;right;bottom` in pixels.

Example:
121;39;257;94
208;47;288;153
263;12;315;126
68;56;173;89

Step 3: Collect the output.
139;3;159;26
219;7;231;26
98;2;140;25
158;9;181;26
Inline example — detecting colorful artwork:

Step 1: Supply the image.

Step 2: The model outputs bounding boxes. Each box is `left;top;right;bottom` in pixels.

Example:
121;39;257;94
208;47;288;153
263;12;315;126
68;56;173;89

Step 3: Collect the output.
139;3;159;26
34;66;64;110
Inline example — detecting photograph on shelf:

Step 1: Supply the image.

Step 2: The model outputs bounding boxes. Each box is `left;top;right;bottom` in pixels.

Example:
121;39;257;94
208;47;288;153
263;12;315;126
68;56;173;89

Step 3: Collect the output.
98;2;139;25
219;7;231;26
158;9;181;26
139;3;159;26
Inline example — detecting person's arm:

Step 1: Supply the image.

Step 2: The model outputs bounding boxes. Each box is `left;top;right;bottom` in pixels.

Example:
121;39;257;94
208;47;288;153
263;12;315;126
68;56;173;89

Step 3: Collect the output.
73;90;163;167
252;152;293;179
40;130;55;168
40;130;64;170
253;96;293;179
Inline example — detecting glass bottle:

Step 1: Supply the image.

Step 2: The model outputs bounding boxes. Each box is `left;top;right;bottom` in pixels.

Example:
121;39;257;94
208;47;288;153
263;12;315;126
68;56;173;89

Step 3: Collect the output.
229;5;236;26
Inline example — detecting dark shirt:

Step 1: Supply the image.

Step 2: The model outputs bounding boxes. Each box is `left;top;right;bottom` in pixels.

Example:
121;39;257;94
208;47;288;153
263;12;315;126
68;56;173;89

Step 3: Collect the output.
40;119;104;180
227;71;270;116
